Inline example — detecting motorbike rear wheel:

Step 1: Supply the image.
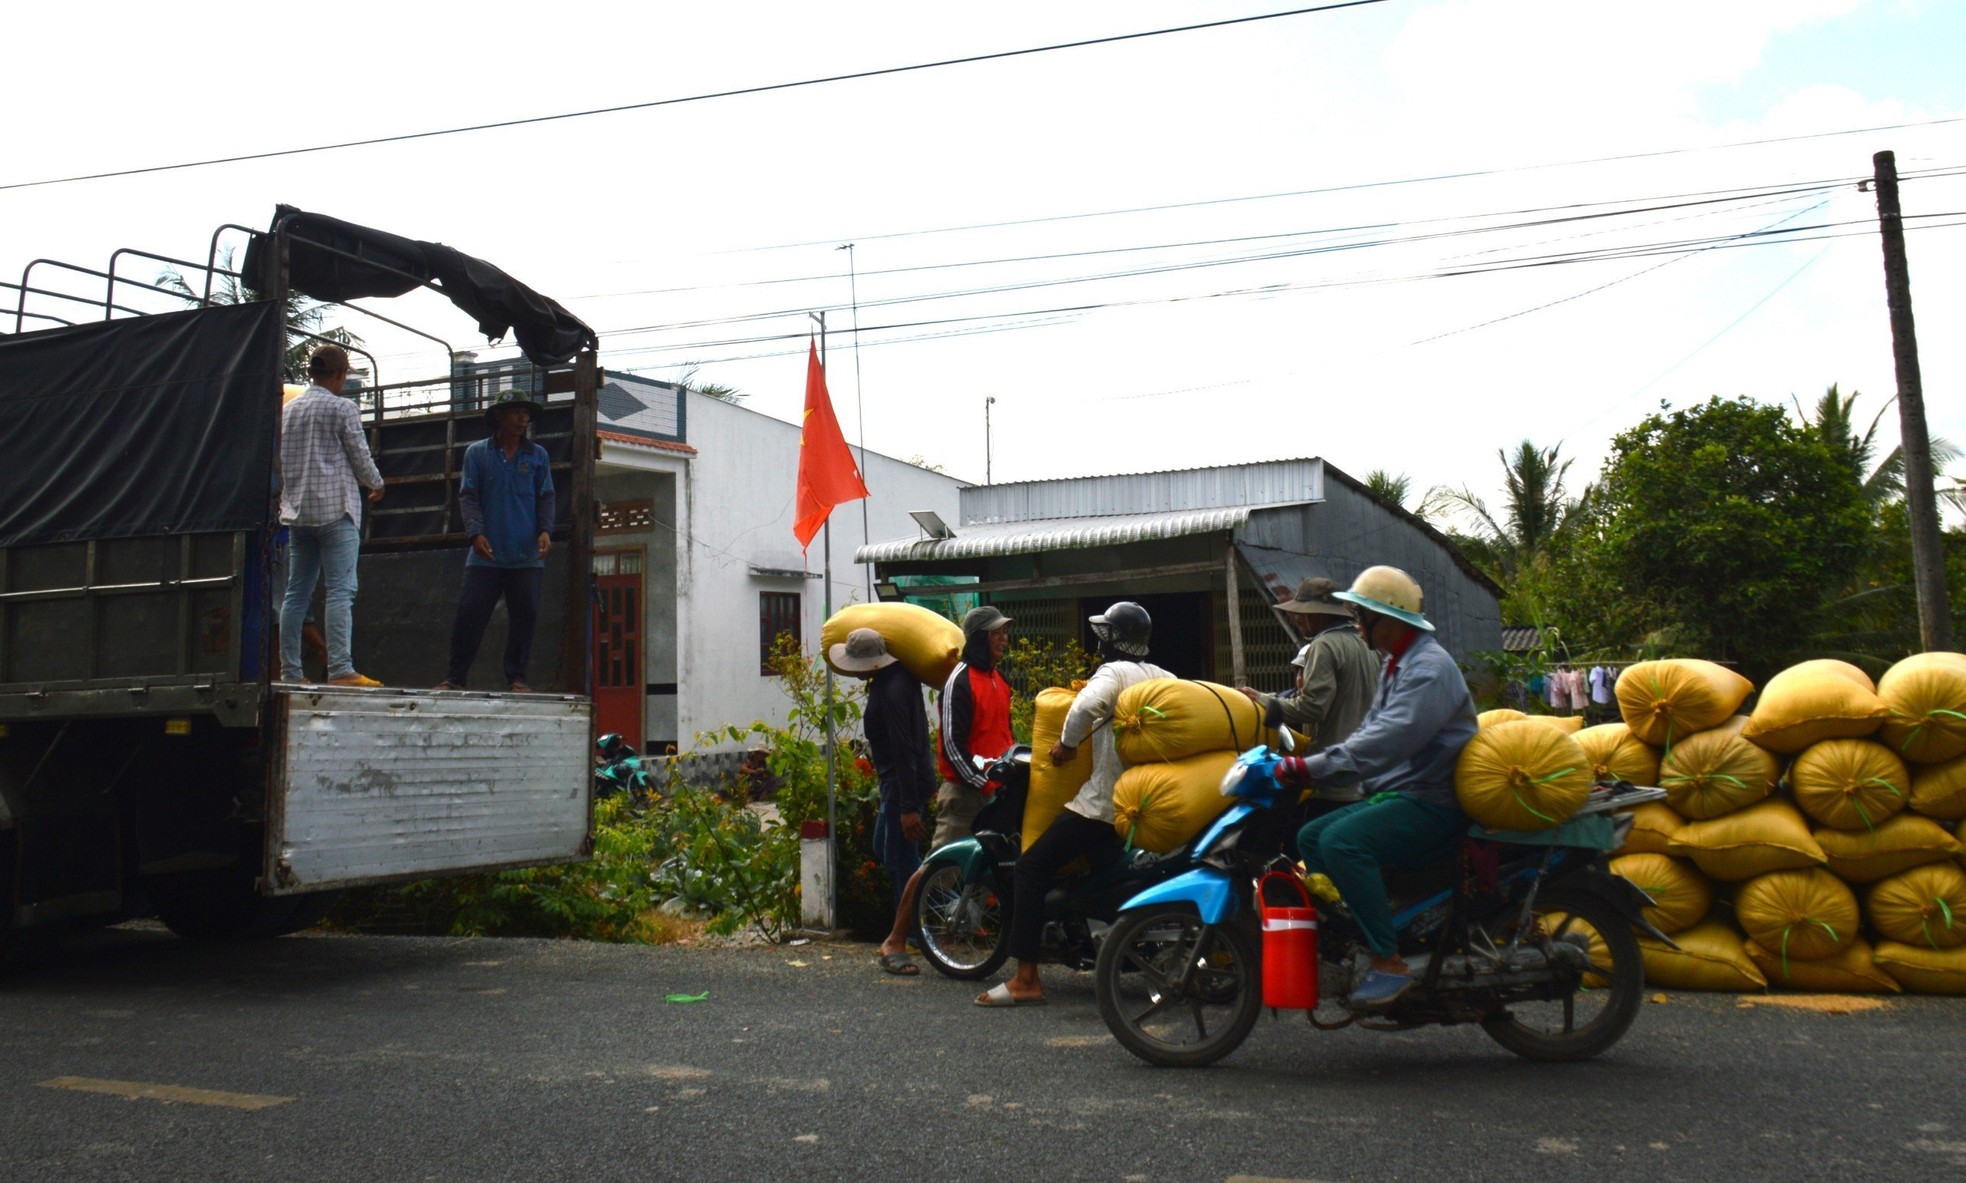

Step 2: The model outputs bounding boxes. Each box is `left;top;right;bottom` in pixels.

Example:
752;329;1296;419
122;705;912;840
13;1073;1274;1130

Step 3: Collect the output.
1480;886;1643;1062
914;861;1009;980
1095;905;1261;1068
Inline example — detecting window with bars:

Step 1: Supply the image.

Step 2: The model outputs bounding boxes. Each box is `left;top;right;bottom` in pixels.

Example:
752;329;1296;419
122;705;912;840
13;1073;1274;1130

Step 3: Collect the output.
760;591;802;674
598;499;654;534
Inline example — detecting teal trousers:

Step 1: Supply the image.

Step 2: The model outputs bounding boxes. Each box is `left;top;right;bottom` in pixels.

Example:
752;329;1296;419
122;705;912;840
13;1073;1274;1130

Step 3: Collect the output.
1296;795;1467;956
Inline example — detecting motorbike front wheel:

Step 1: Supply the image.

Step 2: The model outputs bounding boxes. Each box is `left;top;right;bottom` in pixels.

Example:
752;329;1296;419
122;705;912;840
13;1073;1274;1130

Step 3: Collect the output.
1480;885;1644;1062
1095;905;1261;1068
914;861;1009;980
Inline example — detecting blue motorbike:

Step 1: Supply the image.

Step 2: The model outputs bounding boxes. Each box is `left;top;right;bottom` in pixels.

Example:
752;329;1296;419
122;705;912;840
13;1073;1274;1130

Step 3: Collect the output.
1092;743;1672;1067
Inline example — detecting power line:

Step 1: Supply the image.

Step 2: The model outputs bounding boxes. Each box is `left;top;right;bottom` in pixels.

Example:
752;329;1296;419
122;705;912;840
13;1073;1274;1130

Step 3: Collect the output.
1;2;1390;192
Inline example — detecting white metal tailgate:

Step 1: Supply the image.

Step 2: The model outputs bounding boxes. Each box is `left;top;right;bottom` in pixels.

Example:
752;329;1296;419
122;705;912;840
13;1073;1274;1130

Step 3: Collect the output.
269;687;592;894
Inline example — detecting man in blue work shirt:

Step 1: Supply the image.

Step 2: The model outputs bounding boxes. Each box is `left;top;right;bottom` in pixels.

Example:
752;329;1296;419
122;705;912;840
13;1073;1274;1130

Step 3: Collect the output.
1274;565;1479;1011
436;389;556;692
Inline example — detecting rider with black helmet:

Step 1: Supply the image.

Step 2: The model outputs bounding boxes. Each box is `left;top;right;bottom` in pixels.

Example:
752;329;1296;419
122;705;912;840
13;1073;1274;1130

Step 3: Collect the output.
975;601;1170;1008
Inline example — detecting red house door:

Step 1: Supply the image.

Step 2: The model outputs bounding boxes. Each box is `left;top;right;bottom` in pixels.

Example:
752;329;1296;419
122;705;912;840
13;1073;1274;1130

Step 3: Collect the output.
592;550;644;752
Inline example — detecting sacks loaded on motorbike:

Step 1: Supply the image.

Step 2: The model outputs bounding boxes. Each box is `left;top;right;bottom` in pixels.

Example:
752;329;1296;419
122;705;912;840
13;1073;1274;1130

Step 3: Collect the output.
1658;716;1779;820
1527;714;1586;735
1577;722;1662;788
1453;720;1593;832
1616;659;1754;748
1734;868;1860;964
1910;754;1966;820
1815;813;1963;882
1877;650;1966;765
1615;801;1687;856
1741;659;1888;754
1789;738;1911;831
1872;941;1966;994
1668;798;1828;881
820;602;962;686
1112;680;1266;765
1638;919;1768;991
1865;862;1966;949
1024;685;1091;851
1478;708;1526;728
1110;750;1240;854
1607;852;1712;935
1747;937;1902;993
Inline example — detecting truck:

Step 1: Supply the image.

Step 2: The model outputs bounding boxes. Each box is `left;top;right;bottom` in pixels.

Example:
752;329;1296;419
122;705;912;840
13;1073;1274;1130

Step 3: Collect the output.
0;208;603;943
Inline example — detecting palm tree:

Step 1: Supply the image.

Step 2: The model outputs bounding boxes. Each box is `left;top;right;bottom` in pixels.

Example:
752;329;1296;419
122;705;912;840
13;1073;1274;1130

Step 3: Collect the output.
1364;469;1412;509
1797;384;1958;504
674;365;746;405
156;247;360;381
1424;441;1573;581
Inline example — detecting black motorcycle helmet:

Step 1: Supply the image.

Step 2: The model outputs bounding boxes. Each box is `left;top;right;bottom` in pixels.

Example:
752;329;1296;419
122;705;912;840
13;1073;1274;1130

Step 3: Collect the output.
1089;601;1152;658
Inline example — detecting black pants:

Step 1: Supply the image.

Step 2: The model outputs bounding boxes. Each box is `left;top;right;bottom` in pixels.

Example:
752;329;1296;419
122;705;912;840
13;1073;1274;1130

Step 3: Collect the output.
1007;809;1121;963
446;565;542;686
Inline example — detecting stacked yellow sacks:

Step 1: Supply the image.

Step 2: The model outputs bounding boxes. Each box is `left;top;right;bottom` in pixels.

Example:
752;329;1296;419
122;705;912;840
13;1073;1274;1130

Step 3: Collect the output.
1108;679;1297;853
819;602;963;686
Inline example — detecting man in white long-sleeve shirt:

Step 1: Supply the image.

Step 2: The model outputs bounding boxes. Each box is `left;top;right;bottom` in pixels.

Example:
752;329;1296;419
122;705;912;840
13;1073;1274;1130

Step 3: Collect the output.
975;601;1170;1008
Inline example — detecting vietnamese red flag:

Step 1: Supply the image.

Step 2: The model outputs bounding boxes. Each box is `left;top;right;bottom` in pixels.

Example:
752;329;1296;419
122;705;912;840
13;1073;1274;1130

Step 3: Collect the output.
793;337;868;549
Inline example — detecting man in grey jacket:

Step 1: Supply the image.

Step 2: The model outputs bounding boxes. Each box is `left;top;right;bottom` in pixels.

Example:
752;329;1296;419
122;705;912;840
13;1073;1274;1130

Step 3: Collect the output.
1238;576;1379;761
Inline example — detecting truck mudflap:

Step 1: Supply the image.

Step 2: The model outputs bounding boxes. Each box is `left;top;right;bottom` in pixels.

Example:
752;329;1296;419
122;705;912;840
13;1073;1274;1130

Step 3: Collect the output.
266;685;591;894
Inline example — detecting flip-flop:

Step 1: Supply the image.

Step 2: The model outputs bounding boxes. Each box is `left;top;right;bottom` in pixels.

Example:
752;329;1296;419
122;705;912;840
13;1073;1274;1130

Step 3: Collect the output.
974;982;1046;1007
877;951;921;976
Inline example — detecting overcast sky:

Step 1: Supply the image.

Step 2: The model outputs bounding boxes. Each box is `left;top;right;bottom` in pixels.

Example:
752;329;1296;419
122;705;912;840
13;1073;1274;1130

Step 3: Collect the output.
7;1;1963;529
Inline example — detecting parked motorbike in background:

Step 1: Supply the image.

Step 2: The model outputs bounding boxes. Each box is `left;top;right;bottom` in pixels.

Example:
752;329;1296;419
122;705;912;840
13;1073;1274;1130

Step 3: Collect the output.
1094;741;1671;1067
593;733;656;800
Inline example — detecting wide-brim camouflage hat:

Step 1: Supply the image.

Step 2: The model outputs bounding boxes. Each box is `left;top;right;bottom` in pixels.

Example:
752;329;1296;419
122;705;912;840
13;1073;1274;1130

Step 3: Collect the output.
1276;576;1353;618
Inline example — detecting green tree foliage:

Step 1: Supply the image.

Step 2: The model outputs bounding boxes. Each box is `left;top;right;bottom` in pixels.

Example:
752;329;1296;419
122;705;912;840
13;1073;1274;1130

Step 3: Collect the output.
1426;441;1576;586
1364;469;1413;509
999;636;1099;743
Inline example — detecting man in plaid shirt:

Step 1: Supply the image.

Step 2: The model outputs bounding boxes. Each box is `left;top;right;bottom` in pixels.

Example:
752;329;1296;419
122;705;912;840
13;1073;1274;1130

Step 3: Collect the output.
279;345;386;687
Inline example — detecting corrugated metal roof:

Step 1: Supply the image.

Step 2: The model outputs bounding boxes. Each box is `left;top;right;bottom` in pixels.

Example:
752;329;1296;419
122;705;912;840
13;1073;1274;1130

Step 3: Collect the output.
959;458;1323;524
857;506;1249;563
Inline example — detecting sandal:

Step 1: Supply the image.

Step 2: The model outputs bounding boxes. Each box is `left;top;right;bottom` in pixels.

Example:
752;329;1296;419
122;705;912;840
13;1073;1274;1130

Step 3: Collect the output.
974;982;1045;1007
877;951;920;976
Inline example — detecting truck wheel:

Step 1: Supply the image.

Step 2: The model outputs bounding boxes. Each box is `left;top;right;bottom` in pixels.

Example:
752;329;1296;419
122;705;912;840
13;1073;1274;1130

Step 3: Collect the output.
145;868;341;941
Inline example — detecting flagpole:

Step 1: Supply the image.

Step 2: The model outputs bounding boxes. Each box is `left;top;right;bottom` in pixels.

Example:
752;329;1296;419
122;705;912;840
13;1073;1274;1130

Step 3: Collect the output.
815;311;838;932
838;243;872;603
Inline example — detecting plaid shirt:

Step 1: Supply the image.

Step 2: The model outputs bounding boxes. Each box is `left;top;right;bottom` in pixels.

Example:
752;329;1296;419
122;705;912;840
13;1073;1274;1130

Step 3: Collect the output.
279;385;383;527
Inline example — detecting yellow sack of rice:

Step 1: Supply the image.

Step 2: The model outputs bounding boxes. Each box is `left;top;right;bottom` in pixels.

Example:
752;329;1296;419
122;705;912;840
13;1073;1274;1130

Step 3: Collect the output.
1659;716;1778;820
1615;801;1686;856
1878;650;1966;765
1577;723;1661;787
1816;814;1962;882
1745;937;1901;993
1527;714;1585;735
1740;659;1887;753
1616;659;1754;747
1734;868;1859;964
1872;941;1966;994
1024;685;1090;851
1865;862;1966;950
820;602;962;686
1113;680;1265;765
1639;919;1767;991
1609;853;1712;935
1789;738;1911;831
1478;708;1526;728
1453;720;1592;832
1110;750;1239;854
1910;754;1966;821
1667;799;1827;881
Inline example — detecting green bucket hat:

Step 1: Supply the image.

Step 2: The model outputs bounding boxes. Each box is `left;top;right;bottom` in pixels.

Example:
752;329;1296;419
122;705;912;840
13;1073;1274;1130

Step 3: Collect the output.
484;388;545;431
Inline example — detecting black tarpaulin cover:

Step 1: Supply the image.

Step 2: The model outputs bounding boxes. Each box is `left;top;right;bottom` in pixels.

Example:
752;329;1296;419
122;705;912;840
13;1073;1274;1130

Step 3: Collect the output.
242;204;599;366
0;301;283;548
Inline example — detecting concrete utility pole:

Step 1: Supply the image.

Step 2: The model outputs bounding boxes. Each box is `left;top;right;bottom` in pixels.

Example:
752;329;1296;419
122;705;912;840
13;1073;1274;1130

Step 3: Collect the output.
1871;150;1954;652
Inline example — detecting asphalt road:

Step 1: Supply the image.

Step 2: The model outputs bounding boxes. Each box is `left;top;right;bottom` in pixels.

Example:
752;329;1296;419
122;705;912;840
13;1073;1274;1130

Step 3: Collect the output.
2;924;1963;1183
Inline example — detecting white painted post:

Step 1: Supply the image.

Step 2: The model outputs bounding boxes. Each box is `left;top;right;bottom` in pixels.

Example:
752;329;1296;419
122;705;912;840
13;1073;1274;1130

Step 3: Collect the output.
800;819;834;931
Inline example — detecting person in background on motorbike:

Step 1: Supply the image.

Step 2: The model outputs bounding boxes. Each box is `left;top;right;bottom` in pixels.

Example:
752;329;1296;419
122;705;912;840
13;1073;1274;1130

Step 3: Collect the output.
1237;576;1378;757
880;606;1016;967
1272;566;1478;1010
832;629;938;976
976;602;1170;1008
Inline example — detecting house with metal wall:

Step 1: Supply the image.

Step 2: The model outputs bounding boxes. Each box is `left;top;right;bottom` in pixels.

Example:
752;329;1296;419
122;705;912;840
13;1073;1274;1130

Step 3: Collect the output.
857;459;1501;691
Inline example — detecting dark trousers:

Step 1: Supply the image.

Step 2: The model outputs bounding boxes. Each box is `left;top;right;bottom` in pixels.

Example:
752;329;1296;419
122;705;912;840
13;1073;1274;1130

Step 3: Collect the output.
872;795;923;905
1008;809;1120;962
446;565;543;686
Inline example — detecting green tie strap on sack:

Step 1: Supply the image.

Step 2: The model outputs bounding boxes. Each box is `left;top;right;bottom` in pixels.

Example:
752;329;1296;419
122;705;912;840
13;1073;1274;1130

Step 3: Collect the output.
1608;852;1713;935
1453;720;1592;832
1734;868;1859;972
820;602;963;686
1658;716;1778;821
1576;722;1662;789
1109;750;1238;854
1877;650;1966;765
1113;680;1263;766
1667;799;1828;882
1741;659;1888;754
1616;659;1754;749
1865;862;1966;950
1024;685;1091;851
1909;754;1966;821
1789;738;1911;832
1872;941;1966;995
1815;814;1962;883
1745;937;1902;994
1638;919;1768;992
1614;801;1687;857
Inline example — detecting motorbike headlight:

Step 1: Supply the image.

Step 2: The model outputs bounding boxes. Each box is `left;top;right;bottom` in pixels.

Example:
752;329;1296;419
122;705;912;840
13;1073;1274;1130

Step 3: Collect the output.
1219;761;1251;798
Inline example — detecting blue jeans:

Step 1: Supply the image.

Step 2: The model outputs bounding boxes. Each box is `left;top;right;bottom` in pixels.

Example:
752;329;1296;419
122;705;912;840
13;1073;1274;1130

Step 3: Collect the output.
282;517;361;681
445;565;543;686
871;796;923;906
1296;795;1467;957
